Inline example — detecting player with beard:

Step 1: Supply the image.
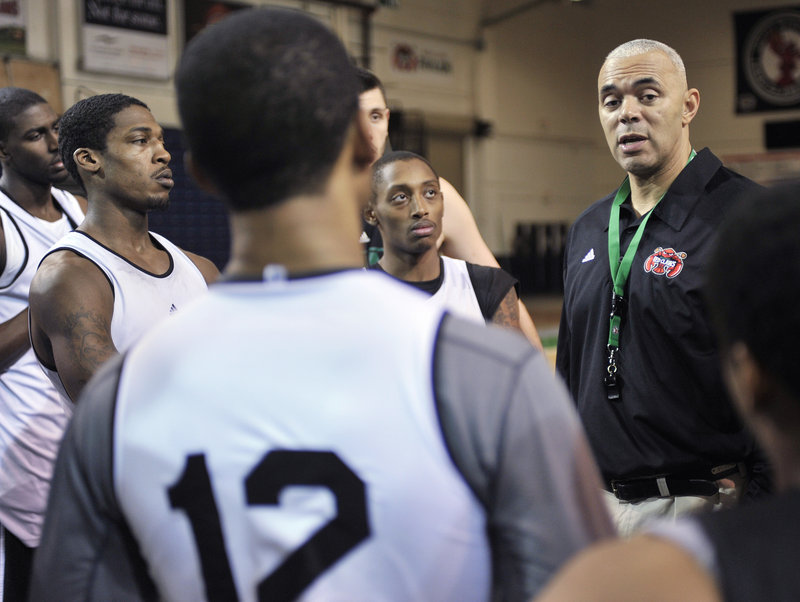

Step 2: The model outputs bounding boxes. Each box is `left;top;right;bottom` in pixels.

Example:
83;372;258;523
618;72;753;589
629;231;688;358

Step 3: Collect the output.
28;94;217;406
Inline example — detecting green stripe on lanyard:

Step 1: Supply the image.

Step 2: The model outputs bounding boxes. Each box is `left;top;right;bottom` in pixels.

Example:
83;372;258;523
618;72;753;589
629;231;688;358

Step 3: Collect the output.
603;150;696;400
606;149;696;348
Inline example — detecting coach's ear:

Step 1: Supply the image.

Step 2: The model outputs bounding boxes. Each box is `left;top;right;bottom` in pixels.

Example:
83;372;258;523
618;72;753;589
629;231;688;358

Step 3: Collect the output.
185;151;220;195
363;205;378;226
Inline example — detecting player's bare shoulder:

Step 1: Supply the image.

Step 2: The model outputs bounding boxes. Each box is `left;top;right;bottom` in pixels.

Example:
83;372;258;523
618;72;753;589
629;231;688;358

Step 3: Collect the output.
181;248;219;284
29;249;114;346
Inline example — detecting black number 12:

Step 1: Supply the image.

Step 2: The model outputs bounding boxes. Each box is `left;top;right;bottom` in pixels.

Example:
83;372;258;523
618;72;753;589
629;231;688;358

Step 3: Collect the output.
168;450;370;601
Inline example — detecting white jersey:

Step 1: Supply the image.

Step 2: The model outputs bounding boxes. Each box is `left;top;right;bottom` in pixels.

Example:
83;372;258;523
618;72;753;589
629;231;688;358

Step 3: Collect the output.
429;256;484;324
0;188;84;547
30;269;614;601
38;230;208;410
113;272;490;601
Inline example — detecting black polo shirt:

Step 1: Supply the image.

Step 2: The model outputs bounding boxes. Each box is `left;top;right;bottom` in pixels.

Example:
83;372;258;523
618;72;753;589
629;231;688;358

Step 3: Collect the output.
556;148;762;482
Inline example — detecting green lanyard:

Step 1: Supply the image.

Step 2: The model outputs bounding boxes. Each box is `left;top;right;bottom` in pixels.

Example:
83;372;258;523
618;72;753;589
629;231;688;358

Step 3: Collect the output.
604;149;696;400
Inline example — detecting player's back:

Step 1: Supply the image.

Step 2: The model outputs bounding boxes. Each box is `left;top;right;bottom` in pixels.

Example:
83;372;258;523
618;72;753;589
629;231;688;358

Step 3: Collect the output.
112;269;490;601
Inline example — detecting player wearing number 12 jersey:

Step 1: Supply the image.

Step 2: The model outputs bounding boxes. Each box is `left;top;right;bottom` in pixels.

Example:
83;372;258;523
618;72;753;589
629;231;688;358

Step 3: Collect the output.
30;8;613;601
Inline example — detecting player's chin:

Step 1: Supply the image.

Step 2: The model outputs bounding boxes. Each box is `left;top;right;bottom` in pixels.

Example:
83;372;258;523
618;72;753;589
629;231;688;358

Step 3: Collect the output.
48;170;70;185
147;194;171;212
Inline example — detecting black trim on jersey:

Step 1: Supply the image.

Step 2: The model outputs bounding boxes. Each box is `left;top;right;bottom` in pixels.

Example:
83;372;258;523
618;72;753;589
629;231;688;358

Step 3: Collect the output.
370;258;518;321
368;260;443;295
51;196;80;230
40;247;116;303
30;247;117;373
465;262;518;321
0;206;29;290
61;230;176;278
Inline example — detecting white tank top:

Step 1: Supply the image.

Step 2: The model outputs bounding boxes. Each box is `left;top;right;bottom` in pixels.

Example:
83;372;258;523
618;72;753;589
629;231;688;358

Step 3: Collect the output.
429;256;484;324
39;230;208;410
0;188;84;546
113;270;491;601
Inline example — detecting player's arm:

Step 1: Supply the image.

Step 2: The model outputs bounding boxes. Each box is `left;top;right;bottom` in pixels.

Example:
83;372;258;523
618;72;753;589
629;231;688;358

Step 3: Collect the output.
29;251;117;402
490;285;520;331
30;354;158;600
434;317;614;599
182;249;220;285
536;534;721;602
438;178;542;349
0;308;31;373
0;222;32;372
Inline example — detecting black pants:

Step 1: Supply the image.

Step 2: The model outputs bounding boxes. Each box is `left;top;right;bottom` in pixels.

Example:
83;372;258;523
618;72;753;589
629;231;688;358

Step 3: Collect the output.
1;524;32;602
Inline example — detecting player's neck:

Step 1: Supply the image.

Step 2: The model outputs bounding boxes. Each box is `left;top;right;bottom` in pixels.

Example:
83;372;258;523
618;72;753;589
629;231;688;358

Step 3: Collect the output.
0;175;60;220
379;247;440;282
78;202;159;260
225;194;364;279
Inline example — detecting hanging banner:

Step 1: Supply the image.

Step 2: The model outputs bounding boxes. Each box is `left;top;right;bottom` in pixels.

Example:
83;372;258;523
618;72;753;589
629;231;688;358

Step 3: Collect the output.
82;0;170;79
735;6;800;113
0;1;25;55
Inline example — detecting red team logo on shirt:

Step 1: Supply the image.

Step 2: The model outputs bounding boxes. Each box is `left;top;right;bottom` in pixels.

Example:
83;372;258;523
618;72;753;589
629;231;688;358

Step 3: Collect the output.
643;247;687;278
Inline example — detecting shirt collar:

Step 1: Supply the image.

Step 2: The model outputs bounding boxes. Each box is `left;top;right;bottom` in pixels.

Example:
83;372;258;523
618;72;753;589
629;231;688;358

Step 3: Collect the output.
605;147;721;233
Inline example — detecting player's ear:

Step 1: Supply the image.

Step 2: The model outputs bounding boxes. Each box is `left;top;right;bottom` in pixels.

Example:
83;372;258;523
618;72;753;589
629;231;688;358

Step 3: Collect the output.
185;151;221;195
73;148;100;175
363;204;378;226
0;140;9;161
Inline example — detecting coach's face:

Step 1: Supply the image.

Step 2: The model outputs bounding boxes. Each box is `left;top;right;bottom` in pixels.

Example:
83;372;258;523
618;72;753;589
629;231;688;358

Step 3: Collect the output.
598;50;698;180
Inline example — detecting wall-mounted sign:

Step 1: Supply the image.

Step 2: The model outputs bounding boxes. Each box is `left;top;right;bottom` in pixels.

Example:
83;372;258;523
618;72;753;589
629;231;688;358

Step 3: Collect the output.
735;7;800;113
390;39;455;81
82;0;170;79
0;0;25;55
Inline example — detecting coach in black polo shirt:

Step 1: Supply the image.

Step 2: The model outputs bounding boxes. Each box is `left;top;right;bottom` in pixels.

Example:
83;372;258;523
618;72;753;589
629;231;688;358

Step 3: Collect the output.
557;38;768;535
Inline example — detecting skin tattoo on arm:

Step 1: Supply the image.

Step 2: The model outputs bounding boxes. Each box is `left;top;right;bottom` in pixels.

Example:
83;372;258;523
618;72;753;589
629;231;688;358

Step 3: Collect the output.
491;288;521;331
62;307;116;387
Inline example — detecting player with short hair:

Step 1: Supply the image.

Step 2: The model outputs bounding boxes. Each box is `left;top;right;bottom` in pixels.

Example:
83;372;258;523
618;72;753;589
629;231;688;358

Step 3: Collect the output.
355;67;543;348
0;86;86;600
28;93;217;406
30;8;612;601
367;150;520;330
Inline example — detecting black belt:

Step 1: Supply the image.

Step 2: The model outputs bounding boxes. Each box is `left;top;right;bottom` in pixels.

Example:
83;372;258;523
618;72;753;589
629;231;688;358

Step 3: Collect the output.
608;463;746;502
